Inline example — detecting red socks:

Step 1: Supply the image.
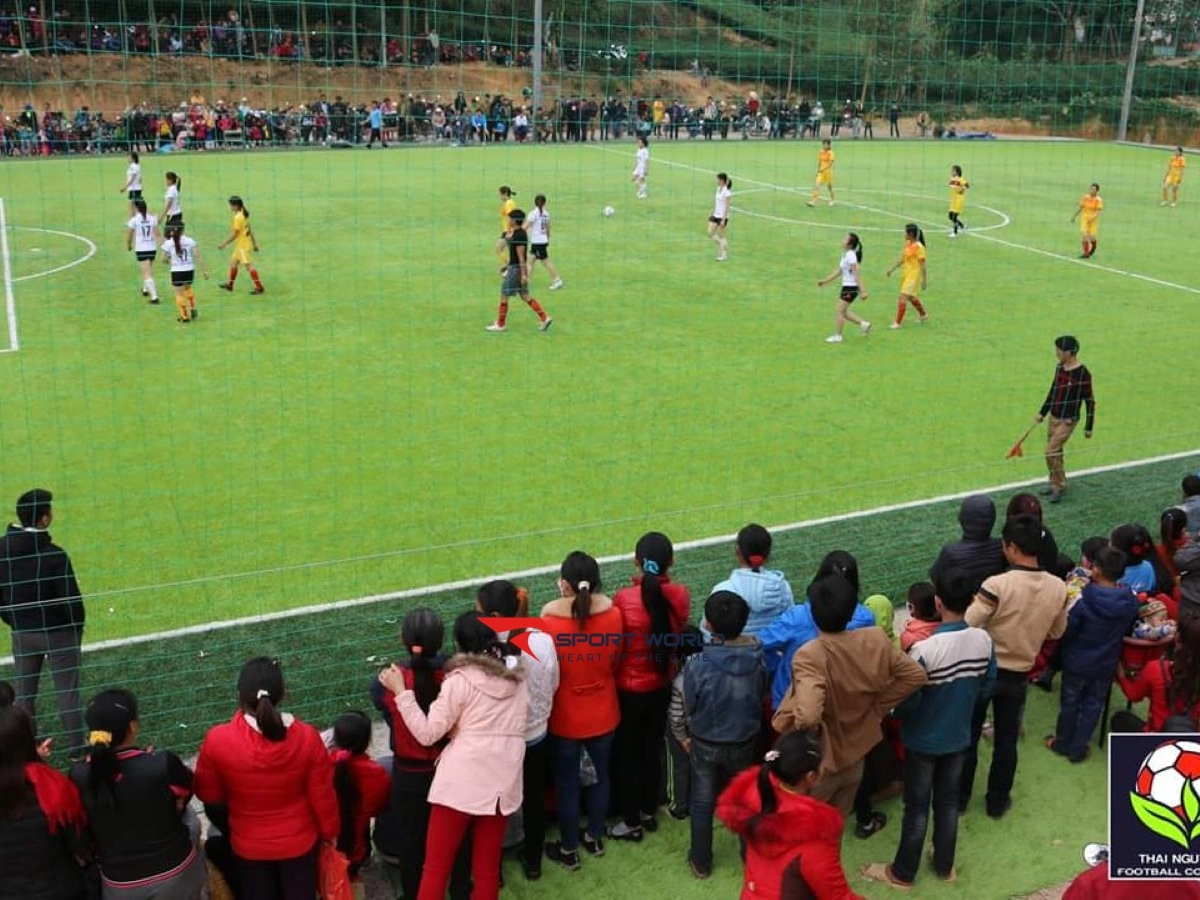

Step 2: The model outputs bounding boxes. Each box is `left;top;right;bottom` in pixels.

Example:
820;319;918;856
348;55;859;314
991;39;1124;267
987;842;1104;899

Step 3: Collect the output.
249;268;264;290
911;298;926;316
895;301;907;325
496;301;509;327
228;267;238;285
527;297;547;321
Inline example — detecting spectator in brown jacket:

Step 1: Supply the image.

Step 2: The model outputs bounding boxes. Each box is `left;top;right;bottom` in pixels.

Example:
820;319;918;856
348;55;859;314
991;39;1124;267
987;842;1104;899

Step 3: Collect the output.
772;575;927;823
962;514;1069;818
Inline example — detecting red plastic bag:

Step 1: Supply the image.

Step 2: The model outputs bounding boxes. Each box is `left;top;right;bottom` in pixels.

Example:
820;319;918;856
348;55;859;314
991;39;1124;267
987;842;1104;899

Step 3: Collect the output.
318;842;353;900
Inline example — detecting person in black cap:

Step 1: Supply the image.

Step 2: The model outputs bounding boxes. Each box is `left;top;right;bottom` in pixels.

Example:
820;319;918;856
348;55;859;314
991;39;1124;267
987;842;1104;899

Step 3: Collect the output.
1035;336;1095;503
0;488;86;755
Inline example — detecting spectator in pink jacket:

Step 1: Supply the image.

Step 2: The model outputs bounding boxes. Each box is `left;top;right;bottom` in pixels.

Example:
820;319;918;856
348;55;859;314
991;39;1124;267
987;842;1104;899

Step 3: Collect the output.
379;612;529;900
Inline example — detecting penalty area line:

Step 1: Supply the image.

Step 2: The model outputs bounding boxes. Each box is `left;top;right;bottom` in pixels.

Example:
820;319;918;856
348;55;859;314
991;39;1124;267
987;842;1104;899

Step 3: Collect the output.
0;199;18;353
13;446;1198;663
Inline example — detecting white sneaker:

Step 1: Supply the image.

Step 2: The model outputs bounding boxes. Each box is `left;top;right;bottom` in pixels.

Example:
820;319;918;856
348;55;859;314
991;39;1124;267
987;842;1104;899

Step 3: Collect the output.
806;201;816;207
918;315;929;324
1171;202;1178;207
1160;200;1170;206
889;322;902;330
549;279;564;290
539;317;553;332
948;231;957;238
824;334;843;343
486;322;507;332
828;199;836;206
716;254;727;262
861;321;872;335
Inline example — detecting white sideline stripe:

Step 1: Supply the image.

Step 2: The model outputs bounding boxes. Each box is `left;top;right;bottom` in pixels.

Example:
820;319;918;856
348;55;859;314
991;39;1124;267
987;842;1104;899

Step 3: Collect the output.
5;446;1195;664
0;200;18;353
967;231;1200;296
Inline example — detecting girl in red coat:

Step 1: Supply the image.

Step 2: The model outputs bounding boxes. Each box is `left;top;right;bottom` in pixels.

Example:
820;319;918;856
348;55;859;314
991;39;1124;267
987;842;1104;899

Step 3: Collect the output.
718;731;864;900
609;531;691;841
330;711;391;895
194;657;339;900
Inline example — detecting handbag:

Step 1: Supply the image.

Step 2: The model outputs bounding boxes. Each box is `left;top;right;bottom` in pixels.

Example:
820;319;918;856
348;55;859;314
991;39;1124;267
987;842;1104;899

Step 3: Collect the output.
318;842;354;900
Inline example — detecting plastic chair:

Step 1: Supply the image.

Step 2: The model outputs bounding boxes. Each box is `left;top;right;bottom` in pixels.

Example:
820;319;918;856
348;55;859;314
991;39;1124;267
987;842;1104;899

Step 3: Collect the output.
1098;634;1175;748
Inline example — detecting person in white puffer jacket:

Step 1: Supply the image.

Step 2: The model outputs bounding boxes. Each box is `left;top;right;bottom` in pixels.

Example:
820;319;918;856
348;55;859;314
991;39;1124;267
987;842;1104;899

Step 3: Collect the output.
709;523;796;638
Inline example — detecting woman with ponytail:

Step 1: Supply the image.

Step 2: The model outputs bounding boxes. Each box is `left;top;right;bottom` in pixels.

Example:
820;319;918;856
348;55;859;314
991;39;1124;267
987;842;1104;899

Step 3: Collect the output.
718;731;862;900
475;580;560;880
159;222;207;323
610;532;691;841
540;550;624;869
712;523;795;638
194;657;339;899
369;608;469;900
1112;523;1173;595
329;712;389;896
1157;507;1189;586
0;703;88;900
69;689;206;898
379;612;529;900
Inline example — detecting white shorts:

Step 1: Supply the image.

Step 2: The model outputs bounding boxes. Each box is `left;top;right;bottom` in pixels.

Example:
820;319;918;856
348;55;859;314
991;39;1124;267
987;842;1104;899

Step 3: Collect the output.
633;165;646;178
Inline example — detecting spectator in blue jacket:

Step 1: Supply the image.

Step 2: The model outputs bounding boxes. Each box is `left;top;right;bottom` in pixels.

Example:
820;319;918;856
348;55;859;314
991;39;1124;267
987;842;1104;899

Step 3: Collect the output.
758;551;876;709
683;590;767;879
863;568;995;890
709;523;794;638
1048;546;1139;762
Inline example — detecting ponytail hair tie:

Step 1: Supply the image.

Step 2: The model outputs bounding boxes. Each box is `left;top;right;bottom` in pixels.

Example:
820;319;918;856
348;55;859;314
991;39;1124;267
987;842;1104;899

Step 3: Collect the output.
256;689;271;700
515;587;529;605
330;749;352;764
763;750;780;763
577;580;591;592
642;559;661;576
88;730;113;748
748;554;766;568
411;645;424;656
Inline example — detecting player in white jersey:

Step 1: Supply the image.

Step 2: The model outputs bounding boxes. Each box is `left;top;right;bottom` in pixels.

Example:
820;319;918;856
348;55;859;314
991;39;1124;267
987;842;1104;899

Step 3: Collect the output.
817;232;871;343
160;224;208;323
125;199;161;304
706;172;733;261
527;194;564;290
632;136;649;199
118;150;143;213
160;171;183;228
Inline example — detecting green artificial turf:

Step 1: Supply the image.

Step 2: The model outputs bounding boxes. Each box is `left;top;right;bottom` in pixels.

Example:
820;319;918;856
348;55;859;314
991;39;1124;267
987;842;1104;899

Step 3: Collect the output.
0;138;1196;647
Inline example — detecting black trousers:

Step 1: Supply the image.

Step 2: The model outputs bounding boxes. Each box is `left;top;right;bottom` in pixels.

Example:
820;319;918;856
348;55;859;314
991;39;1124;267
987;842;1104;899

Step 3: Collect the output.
522;737;550;869
392;765;470;900
613;687;671;827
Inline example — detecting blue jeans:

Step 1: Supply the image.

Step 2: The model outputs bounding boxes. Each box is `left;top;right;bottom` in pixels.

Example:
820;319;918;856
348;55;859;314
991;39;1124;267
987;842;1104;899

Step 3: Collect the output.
550;732;615;852
962;669;1027;814
689;738;756;872
891;750;965;884
1054;671;1110;761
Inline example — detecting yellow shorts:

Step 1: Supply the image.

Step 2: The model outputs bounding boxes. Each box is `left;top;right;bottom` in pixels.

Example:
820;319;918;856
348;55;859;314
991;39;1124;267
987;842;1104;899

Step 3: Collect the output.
900;275;920;297
1080;220;1098;238
231;246;253;266
816;172;833;186
949;201;965;215
1165;175;1182;186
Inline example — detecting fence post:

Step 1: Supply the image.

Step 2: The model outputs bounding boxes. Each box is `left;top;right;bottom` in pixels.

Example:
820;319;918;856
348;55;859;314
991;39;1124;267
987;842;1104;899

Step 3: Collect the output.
1117;0;1148;143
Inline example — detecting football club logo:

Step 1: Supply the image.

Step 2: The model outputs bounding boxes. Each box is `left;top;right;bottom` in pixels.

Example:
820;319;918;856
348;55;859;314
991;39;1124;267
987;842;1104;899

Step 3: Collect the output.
1110;733;1200;879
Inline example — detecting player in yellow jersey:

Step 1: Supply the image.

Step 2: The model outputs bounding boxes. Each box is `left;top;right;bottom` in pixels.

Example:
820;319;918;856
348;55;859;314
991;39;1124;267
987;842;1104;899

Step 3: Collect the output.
807;139;835;207
497;185;518;262
217;196;264;294
885;223;927;328
1071;182;1102;259
948;165;970;237
1162;146;1186;207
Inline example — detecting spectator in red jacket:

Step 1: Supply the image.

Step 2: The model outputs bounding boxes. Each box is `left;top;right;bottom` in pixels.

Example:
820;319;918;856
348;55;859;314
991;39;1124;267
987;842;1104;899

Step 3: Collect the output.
718;730;863;900
194;657;339;900
609;531;691;842
0;702;88;900
330;711;390;887
540;550;624;869
1114;616;1200;732
1064;858;1200;899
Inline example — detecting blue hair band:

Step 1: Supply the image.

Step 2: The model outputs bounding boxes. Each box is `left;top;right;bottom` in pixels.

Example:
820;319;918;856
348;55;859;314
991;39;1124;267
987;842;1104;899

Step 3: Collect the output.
643;559;661;576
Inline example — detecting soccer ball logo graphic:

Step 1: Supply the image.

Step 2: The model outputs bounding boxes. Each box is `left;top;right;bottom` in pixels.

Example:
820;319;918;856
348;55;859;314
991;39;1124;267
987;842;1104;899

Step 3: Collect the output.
1132;739;1200;848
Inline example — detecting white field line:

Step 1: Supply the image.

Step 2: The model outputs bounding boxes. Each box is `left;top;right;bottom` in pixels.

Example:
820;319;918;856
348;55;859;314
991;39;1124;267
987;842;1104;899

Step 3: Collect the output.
10;226;99;283
0;200;18;353
6;446;1195;663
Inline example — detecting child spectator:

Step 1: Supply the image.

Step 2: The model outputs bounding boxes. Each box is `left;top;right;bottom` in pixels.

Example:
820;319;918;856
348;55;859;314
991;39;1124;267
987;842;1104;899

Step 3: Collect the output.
475;579;559;880
539;551;623;869
369;607;469;900
1048;546;1138;762
862;569;995;890
928;494;1006;592
684;590;767;879
1005;492;1060;571
1133;599;1177;641
330;711;390;895
773;576;926;823
0;703;87;899
1032;535;1110;692
380;613;528;900
900;581;940;652
1112;523;1172;595
194;657;339;898
963;514;1069;817
710;523;794;636
718;730;863;900
665;624;704;820
758;551;877;709
862;593;896;642
1115;616;1200;732
611;532;690;842
70;689;206;898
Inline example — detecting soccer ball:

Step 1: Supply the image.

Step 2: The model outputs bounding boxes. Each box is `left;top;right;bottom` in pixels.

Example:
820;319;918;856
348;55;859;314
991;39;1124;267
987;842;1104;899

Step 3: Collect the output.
603;205;616;217
1135;740;1200;817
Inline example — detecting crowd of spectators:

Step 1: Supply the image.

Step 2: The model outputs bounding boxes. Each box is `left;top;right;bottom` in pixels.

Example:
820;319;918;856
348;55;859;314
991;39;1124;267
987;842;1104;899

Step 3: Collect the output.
2;472;1200;897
